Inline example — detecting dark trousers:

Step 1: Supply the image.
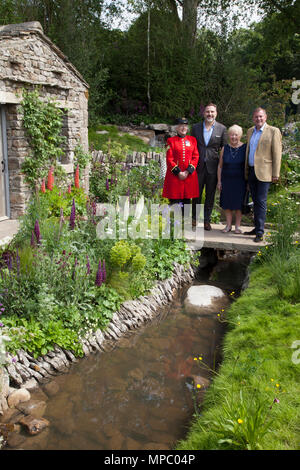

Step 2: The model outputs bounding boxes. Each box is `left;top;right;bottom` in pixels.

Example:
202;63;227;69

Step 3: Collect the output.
192;164;218;223
248;167;270;235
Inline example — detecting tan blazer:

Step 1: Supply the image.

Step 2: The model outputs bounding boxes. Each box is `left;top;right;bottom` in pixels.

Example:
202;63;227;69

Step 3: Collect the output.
245;124;282;182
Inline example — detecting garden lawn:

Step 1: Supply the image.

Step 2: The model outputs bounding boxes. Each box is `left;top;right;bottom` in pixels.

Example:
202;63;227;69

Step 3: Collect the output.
176;258;300;450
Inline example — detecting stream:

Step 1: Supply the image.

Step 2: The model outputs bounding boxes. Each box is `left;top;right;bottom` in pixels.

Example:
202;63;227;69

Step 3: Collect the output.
6;251;251;450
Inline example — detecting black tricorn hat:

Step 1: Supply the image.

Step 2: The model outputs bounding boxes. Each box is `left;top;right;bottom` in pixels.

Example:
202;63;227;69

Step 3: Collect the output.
175;117;188;125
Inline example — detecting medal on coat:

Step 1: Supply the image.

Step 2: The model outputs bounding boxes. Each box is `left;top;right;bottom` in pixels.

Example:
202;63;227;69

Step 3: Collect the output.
185;140;191;146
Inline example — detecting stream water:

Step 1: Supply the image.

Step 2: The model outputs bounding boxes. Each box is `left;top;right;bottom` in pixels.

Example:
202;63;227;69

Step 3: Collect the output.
8;252;251;450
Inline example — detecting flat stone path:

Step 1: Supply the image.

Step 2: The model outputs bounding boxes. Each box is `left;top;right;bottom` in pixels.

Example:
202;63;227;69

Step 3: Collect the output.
0;219;267;253
185;223;268;252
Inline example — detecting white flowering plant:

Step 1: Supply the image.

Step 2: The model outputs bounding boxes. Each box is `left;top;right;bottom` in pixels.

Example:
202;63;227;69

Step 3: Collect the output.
0;331;10;367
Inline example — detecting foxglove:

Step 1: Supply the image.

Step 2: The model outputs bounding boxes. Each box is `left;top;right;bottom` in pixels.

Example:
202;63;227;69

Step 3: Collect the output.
47;167;54;190
41;179;46;193
75;164;80;189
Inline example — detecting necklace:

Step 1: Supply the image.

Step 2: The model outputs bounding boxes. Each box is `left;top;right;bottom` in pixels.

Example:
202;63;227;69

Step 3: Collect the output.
229;145;241;159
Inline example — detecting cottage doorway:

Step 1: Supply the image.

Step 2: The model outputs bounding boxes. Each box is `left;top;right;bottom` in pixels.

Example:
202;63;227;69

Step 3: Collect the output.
0;106;9;220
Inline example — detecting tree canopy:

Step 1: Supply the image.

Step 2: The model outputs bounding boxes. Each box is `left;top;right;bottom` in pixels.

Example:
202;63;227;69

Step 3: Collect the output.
0;0;299;126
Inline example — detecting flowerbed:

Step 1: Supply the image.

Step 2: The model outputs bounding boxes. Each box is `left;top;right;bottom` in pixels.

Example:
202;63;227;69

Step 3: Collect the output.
0;168;195;360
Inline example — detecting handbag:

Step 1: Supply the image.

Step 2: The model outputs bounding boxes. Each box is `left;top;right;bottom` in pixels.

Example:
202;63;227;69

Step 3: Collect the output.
242;189;253;215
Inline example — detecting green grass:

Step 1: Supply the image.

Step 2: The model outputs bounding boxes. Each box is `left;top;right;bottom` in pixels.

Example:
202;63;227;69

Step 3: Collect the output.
176;257;300;450
89;124;162;154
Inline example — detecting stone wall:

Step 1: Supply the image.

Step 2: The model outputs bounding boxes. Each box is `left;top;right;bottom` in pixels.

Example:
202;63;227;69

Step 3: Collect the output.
92;149;166;166
91;150;167;180
0;22;89;218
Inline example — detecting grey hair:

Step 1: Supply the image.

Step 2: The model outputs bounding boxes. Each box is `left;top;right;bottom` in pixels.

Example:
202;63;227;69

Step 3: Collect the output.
228;124;243;137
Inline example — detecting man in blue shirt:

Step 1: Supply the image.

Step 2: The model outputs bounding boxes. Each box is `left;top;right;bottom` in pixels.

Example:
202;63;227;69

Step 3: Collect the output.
244;107;282;242
248;121;267;167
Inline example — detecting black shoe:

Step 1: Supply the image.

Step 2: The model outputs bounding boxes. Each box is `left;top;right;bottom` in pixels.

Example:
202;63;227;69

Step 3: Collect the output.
254;234;263;243
204;222;212;231
244;228;256;235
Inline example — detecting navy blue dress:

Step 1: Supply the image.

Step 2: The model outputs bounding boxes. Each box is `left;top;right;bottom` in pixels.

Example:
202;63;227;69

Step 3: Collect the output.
220;143;247;211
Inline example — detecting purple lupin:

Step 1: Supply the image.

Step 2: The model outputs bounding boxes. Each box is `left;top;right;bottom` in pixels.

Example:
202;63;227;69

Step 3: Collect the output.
71;258;78;280
95;260;103;286
34;219;41;244
69;199;76;230
31;230;35;247
102;259;106;282
86;255;91;275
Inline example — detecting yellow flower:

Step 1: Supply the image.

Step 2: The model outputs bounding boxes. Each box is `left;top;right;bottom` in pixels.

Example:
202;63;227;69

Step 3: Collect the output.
196;384;202;389
276;383;280;388
237;419;243;424
271;378;274;382
199;356;203;361
194;357;198;361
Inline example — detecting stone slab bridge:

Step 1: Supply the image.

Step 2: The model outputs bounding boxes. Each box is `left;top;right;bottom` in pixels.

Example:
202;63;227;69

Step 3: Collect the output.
0;220;267;254
185;223;268;253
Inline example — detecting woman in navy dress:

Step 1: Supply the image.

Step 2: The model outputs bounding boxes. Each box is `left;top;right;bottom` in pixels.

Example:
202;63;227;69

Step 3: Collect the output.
217;125;247;233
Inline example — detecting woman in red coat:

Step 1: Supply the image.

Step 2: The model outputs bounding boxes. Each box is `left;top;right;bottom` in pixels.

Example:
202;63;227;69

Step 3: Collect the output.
162;118;199;208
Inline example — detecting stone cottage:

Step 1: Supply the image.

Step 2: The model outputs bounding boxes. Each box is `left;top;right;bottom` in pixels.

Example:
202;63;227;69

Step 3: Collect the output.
0;21;89;219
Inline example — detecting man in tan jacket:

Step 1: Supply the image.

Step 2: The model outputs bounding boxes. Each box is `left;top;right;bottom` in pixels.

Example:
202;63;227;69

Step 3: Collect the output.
244;107;282;242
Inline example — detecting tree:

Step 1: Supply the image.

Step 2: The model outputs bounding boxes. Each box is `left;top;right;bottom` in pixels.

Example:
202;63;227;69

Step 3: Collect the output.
256;0;300;30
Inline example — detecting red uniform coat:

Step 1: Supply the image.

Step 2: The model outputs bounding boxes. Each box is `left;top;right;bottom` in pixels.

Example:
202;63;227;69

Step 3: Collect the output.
162;135;199;200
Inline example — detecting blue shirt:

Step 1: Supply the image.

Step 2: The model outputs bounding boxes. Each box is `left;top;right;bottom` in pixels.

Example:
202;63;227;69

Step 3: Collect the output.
203;122;215;146
248;123;266;166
